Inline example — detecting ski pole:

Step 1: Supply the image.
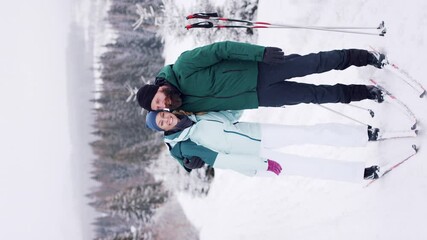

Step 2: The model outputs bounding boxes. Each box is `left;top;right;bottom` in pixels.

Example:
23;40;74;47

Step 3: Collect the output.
186;13;386;36
317;104;370;126
186;13;384;29
185;21;386;36
347;104;375;117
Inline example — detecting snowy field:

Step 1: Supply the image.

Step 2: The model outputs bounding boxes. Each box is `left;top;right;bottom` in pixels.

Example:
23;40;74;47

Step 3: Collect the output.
163;1;427;239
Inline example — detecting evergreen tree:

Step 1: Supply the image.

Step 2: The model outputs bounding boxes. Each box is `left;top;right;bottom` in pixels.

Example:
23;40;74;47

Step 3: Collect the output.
88;0;259;238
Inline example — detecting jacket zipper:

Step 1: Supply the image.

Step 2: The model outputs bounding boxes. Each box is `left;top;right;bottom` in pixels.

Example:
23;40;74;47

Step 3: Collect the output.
223;130;261;142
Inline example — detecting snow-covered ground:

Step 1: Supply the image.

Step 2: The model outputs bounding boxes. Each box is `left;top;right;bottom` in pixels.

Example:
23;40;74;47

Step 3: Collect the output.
163;1;427;239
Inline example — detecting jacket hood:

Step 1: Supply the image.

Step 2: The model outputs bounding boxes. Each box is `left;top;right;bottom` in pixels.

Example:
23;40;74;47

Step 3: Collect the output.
157;65;180;89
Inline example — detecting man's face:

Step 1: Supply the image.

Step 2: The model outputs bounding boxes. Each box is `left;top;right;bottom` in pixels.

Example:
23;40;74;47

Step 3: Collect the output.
151;86;168;111
151;85;182;111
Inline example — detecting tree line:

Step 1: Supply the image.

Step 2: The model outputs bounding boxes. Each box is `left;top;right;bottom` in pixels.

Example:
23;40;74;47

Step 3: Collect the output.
88;0;258;239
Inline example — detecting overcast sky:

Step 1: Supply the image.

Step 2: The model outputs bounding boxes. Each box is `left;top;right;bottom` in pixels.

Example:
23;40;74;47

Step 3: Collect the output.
0;1;85;239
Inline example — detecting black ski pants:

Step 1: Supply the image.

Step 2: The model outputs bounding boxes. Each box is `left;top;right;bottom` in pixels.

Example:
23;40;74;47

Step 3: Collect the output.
257;49;372;106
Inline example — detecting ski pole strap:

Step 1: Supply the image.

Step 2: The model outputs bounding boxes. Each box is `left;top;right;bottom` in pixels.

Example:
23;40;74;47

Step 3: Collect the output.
185;21;214;30
186;12;219;19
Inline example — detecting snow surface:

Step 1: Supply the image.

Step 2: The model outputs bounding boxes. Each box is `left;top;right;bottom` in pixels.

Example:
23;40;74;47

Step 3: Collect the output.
163;1;427;239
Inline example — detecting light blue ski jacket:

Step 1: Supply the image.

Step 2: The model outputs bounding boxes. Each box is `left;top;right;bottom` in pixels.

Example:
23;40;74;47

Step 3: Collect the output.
165;111;268;176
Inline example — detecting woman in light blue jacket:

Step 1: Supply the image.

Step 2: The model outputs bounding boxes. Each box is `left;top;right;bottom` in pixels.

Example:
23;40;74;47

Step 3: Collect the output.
146;110;381;182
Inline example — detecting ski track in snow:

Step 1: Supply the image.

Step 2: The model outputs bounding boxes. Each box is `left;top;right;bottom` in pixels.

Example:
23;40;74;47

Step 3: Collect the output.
165;1;427;239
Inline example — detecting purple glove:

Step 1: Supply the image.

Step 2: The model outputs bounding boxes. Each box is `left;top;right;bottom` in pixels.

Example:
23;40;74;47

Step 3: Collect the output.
267;159;282;175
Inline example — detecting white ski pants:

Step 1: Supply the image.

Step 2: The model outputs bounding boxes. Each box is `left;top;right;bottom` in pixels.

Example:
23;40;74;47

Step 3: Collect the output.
259;123;368;182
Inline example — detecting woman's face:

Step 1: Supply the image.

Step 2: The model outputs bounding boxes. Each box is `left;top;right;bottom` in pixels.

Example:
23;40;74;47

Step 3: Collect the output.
156;111;179;131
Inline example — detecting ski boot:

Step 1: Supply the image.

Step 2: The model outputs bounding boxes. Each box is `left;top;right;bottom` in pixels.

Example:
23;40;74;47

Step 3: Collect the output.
369;51;389;69
364;165;380;180
367;85;384;103
367;125;380;141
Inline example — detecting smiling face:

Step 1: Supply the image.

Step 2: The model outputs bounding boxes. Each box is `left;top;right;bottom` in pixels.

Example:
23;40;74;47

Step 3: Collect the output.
150;85;182;111
155;111;179;131
151;86;168;111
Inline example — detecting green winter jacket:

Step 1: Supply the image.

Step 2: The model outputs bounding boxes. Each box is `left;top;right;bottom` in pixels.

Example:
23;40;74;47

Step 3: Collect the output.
156;41;265;112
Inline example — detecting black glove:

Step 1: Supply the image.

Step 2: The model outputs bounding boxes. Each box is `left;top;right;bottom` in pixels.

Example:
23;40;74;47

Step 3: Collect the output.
183;156;205;169
263;47;285;64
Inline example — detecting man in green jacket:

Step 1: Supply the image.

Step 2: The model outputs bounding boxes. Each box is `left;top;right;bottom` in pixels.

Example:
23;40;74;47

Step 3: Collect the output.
136;41;386;113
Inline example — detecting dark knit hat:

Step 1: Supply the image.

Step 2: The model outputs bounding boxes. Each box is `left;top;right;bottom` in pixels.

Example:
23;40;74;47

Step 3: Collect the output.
137;85;159;111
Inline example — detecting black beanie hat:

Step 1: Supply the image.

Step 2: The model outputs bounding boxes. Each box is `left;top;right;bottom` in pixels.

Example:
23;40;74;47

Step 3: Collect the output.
137;85;159;111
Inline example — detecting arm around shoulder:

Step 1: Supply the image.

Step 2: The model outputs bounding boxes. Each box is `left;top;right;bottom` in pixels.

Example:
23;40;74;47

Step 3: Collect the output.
175;41;266;72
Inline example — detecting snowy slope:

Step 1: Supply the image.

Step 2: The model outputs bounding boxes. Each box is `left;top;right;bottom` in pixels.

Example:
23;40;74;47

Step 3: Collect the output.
168;1;427;239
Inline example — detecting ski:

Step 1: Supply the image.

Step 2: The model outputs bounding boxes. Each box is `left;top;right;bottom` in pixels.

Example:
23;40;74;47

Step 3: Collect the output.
365;145;419;187
385;63;426;98
369;79;418;130
369;46;426;97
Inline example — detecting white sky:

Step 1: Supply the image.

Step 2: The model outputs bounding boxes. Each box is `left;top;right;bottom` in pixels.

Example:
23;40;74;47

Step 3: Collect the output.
0;1;82;239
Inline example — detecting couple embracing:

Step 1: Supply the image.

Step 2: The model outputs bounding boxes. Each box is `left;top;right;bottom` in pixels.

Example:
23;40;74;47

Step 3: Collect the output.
136;41;387;181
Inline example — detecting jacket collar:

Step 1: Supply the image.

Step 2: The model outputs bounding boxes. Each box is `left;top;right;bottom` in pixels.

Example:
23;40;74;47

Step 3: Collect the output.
164;126;192;146
157;64;180;90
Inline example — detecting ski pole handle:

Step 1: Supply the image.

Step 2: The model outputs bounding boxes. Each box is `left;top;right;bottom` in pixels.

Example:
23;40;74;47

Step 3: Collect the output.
186;12;219;19
185;21;214;30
